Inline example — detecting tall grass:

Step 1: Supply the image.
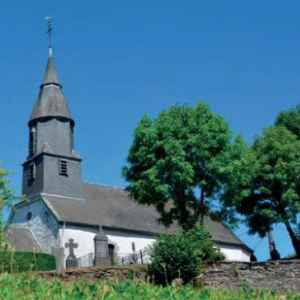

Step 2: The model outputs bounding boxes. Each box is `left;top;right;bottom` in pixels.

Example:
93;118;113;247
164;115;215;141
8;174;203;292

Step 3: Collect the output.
0;273;299;300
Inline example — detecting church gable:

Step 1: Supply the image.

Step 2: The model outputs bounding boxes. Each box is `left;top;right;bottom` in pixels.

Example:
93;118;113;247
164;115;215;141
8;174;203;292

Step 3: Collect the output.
8;198;59;254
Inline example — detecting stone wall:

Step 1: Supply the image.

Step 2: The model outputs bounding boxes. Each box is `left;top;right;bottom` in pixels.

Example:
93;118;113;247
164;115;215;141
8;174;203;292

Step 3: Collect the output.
39;260;300;291
199;260;300;292
40;265;147;282
9;199;59;254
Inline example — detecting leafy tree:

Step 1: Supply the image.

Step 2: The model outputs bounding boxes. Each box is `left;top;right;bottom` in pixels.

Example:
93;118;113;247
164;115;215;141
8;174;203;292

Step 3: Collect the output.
122;103;240;229
0;166;14;246
275;104;300;138
276;105;300;246
222;126;300;257
148;225;224;285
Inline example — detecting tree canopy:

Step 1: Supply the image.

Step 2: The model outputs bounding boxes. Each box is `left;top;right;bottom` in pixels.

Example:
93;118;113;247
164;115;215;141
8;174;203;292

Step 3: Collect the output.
275;104;300;138
122;103;240;229
221;125;300;257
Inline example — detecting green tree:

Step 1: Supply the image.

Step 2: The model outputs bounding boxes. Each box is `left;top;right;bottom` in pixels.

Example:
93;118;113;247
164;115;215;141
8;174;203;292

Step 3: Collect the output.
122;103;239;229
0;166;14;246
275;104;300;138
222;126;300;257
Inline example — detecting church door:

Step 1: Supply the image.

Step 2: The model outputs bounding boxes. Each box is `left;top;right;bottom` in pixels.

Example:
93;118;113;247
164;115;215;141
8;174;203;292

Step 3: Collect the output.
108;244;115;264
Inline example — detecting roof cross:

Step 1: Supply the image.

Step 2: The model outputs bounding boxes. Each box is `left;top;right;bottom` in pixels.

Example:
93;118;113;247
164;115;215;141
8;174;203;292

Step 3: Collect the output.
45;16;53;56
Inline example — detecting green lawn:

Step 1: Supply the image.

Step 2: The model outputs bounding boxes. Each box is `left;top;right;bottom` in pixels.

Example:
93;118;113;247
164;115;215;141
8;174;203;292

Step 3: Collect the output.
0;274;299;300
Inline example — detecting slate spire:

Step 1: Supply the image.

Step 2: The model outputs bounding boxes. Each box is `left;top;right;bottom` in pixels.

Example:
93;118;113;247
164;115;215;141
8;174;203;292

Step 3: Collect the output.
29;48;74;126
41;47;61;87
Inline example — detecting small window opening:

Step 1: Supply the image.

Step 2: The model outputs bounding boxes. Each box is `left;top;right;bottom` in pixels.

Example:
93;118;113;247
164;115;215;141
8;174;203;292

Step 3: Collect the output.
29;128;36;157
27;212;32;222
45;211;49;223
28;163;35;182
59;160;68;177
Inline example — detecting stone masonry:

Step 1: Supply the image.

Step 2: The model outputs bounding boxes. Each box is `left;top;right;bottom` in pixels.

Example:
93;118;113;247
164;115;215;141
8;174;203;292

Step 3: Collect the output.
199;260;300;292
40;265;147;282
39;260;300;292
10;199;59;254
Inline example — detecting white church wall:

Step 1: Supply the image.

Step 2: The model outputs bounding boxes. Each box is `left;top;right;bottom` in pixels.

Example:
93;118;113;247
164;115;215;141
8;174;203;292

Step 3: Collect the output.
59;225;156;265
58;225;98;262
9;199;59;254
215;243;251;262
59;224;251;266
105;229;156;254
10;203;251;264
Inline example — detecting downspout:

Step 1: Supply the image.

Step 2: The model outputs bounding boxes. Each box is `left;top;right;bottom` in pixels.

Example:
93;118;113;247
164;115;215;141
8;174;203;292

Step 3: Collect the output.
62;222;66;247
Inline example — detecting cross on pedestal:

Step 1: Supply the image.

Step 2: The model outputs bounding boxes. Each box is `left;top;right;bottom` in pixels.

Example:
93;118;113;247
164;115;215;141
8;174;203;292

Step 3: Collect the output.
65;238;78;260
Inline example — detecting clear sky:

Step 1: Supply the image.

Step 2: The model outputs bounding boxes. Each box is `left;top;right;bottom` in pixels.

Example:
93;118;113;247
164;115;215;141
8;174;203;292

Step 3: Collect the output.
1;0;300;261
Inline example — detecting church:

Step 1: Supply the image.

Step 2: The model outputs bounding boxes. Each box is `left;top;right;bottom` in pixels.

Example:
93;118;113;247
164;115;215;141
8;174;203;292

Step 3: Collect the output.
6;47;252;269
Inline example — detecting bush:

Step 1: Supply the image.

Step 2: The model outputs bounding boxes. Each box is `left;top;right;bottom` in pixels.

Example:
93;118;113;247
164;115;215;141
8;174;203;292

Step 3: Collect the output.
0;250;56;273
148;225;224;285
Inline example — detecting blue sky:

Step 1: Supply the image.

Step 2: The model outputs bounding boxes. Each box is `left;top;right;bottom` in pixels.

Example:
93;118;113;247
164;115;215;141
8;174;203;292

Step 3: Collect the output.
1;0;300;261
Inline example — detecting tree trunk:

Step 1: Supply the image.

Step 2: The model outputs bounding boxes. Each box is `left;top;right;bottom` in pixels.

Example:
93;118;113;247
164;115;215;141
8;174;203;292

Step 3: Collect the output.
177;187;189;229
284;220;300;258
200;188;204;227
268;230;274;260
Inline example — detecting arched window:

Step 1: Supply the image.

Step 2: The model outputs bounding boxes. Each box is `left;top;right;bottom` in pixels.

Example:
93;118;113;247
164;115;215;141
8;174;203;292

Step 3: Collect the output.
27;212;32;222
45;211;49;223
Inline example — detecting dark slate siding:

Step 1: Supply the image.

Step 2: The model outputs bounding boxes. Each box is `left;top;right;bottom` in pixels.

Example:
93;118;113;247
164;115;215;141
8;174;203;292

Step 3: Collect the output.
36;118;73;156
43;155;83;199
22;155;44;198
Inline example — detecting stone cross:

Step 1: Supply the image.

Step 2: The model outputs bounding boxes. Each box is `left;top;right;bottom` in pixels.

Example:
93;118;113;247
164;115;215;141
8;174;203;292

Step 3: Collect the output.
65;238;78;260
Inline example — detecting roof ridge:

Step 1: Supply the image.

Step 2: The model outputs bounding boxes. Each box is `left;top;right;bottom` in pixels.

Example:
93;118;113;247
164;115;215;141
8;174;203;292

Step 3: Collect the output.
84;182;125;190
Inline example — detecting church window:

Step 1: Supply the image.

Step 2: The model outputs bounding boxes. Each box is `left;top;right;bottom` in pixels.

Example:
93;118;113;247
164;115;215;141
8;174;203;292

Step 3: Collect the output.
28;163;36;182
45;211;49;223
27;212;32;222
29;127;36;157
59;160;68;177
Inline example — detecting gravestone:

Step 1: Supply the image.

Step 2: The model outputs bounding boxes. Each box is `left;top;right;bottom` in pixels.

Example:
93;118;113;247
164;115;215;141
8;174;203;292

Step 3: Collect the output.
65;238;78;268
94;224;111;266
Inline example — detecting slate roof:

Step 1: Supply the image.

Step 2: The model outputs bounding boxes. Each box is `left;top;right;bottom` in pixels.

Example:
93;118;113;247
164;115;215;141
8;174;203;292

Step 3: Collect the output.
42;55;60;87
41;183;250;251
5;227;41;251
29;56;74;126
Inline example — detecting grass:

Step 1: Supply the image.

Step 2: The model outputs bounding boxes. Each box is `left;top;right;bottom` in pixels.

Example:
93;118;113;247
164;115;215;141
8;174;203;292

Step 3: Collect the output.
0;273;299;300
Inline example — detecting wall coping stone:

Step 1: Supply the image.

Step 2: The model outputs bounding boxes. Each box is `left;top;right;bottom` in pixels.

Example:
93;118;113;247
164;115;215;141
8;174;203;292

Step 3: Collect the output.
39;265;148;282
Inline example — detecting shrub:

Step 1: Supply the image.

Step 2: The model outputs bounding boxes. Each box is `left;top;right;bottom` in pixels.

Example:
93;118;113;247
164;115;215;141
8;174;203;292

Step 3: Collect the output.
0;250;56;273
148;225;224;285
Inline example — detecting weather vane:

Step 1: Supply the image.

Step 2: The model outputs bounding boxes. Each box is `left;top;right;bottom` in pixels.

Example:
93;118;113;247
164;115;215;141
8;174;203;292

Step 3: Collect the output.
45;16;53;49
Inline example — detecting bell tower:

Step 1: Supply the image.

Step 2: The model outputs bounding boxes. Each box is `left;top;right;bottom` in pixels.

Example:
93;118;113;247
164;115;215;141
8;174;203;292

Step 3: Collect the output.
22;48;84;200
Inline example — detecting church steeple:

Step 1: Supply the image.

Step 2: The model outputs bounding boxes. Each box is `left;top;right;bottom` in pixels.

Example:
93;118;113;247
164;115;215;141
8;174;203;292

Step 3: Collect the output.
22;47;83;201
29;51;74;127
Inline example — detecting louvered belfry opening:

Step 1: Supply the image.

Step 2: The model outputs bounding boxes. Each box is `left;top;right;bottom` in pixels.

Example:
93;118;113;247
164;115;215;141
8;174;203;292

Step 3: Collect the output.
59;160;68;177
